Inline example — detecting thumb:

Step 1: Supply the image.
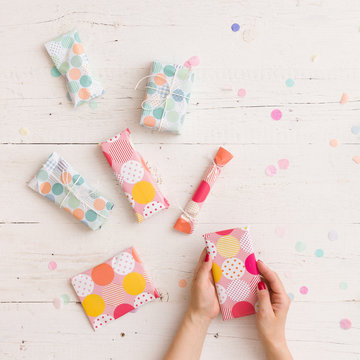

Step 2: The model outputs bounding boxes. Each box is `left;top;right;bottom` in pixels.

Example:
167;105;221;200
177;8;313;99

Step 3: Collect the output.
256;281;273;315
197;252;213;280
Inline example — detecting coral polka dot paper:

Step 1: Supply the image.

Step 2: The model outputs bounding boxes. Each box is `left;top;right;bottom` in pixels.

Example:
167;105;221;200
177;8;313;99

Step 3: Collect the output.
70;247;159;330
139;60;195;134
27;152;114;230
203;228;260;321
100;129;169;223
45;29;104;107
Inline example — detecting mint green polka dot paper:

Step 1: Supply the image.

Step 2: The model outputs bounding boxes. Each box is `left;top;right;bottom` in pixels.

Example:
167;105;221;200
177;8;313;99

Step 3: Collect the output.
140;61;195;134
45;29;104;108
28;152;114;231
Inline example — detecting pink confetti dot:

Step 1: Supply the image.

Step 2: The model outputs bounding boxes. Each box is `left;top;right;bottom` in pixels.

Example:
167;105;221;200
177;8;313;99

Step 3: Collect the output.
352;155;360;164
329;139;338;147
184;56;200;68
53;297;63;309
340;318;352;330
271;109;282;121
265;165;277;176
340;93;349;104
237;88;246;97
178;279;187;288
275;226;286;237
48;261;57;271
299;286;308;295
278;159;290;170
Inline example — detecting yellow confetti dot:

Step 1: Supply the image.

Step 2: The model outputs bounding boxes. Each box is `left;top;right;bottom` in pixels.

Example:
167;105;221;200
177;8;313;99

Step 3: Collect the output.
123;272;146;295
82;294;105;317
19;127;29;136
212;263;222;283
216;235;240;258
132;181;155;205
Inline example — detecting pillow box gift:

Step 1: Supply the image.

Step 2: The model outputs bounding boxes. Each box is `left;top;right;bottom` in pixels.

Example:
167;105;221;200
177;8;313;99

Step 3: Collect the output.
71;247;159;330
45;29;104;107
100;129;169;223
138;60;195;134
28;152;114;230
203;227;261;320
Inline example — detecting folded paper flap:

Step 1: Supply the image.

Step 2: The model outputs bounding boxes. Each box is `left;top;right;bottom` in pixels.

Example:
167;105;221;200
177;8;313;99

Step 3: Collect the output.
173;217;192;234
214;147;233;166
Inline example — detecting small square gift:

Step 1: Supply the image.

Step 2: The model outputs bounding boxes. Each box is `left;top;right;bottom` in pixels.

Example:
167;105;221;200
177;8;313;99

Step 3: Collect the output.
203;227;261;320
45;29;104;107
70;247;159;330
100;129;169;223
28;152;113;230
138;60;195;134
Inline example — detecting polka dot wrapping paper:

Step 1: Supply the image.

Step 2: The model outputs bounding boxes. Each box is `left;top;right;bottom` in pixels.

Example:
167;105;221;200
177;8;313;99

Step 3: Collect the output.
139;60;195;134
45;29;104;107
203;228;260;320
70;247;159;330
28;152;114;230
174;147;233;234
100;129;169;223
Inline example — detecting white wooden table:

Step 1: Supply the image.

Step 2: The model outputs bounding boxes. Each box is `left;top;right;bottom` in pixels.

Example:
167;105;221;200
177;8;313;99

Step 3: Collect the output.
1;0;359;359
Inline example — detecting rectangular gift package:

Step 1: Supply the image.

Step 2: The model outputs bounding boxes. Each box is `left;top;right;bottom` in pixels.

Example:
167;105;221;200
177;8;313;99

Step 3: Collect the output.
28;152;113;230
70;247;159;330
139;60;195;134
203;227;260;320
45;29;104;107
100;129;169;223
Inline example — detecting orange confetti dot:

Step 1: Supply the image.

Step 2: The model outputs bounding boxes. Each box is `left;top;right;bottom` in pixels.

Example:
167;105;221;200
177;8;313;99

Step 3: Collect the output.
73;208;84;220
143;116;156;128
63;207;72;214
329;139;338;147
178;279;187;288
60;172;72;184
69;68;81;80
94;198;105;211
340;93;349;104
154;73;166;86
72;43;84;55
78;88;90;100
352;155;360;164
40;182;51;194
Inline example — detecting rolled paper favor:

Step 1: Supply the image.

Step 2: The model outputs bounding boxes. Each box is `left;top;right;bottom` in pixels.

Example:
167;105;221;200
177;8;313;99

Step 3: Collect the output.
203;227;260;320
70;247;159;330
100;129;169;223
138;60;195;134
45;29;104;107
28;152;114;230
174;147;233;234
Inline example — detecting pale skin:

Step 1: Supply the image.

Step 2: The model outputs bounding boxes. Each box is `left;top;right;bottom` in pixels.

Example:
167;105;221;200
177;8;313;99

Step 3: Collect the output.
163;249;293;360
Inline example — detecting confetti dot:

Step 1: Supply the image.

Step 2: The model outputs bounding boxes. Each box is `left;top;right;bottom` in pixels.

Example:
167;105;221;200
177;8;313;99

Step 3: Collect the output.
61;294;70;304
237;88;246;97
311;54;319;62
314;249;324;257
187;56;200;67
53;297;64;309
328;230;338;241
48;261;57;270
271;109;282;121
339;282;348;290
352;155;360;164
340;318;352;330
50;66;61;78
351;126;360;135
340;93;349;104
19;127;29;136
178;279;187;288
275;226;286;237
285;78;295;87
288;292;294;301
89;100;98;109
329;139;338;147
265;165;277;176
295;241;306;252
299;286;308;295
231;23;240;32
278;159;290;170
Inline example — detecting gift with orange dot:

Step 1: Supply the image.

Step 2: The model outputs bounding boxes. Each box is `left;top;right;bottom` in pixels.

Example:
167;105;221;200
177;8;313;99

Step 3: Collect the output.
28;152;114;230
100;129;169;223
138;60;195;134
45;29;104;107
70;247;159;330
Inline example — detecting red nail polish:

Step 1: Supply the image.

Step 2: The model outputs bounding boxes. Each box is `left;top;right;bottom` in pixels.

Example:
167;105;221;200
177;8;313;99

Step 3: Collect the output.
258;281;266;290
205;253;209;262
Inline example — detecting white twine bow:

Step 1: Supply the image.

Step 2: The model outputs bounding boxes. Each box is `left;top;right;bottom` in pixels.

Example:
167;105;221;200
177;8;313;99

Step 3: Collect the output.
174;199;199;224
134;69;191;131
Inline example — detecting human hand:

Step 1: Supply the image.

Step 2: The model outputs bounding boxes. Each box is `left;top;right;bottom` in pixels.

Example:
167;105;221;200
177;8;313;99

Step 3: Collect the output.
256;260;293;360
187;248;220;324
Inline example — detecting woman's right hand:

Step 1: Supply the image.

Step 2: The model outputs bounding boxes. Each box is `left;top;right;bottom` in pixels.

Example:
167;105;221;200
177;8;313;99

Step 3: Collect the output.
255;260;293;360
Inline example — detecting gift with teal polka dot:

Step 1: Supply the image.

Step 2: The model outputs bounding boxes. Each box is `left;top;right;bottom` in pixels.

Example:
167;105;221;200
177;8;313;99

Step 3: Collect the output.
139;60;195;134
28;152;114;230
45;29;104;107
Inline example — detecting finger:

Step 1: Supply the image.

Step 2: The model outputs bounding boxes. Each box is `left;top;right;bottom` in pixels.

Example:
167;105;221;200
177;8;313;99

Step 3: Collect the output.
193;248;207;278
256;260;286;296
256;281;273;315
196;250;213;281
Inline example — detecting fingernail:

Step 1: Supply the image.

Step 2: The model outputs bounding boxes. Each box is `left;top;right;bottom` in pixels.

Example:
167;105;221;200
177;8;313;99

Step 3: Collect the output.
205;253;210;262
258;281;266;291
257;259;263;263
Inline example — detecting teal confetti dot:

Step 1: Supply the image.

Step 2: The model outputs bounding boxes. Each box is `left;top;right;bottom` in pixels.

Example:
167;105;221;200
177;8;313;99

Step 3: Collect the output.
339;281;348;290
106;202;114;210
288;292;294;301
85;209;97;222
59;62;70;74
74;32;81;43
146;82;157;95
71;55;82;67
172;89;184;102
89;100;98;109
50;66;61;78
314;248;324;257
153;107;164;119
72;174;84;186
36;169;48;181
177;68;190;80
167;111;179;123
295;241;306;252
61;36;74;49
80;75;92;87
68;194;80;209
164;65;176;77
61;294;70;304
285;78;295;87
52;183;63;196
351;126;360;135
